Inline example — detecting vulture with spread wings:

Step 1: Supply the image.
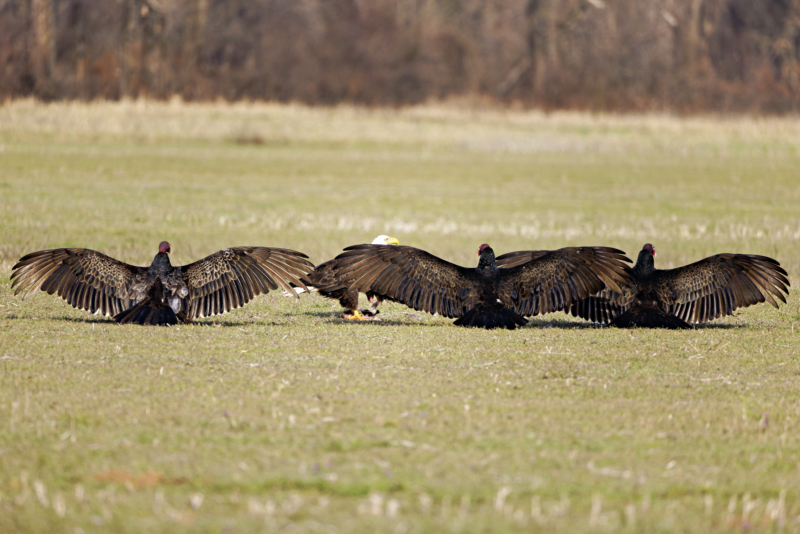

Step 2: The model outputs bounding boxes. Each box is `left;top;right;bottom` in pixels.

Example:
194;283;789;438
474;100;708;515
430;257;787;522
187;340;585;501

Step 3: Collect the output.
11;241;314;326
559;243;790;329
322;243;633;329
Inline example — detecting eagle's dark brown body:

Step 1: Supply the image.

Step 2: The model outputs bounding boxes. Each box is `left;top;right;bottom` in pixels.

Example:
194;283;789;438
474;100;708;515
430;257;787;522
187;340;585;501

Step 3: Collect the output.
561;244;790;329
305;258;383;316
11;242;314;326
300;235;398;320
321;244;633;329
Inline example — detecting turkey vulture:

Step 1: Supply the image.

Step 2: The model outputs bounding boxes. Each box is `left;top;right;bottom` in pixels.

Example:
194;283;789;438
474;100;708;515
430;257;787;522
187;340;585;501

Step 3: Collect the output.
321;244;633;329
296;235;400;320
11;241;314;326
561;243;791;329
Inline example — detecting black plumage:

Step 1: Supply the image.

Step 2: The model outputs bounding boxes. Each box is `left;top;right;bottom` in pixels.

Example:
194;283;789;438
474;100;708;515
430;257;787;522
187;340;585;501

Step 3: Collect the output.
566;243;791;329
321;244;633;329
11;241;314;326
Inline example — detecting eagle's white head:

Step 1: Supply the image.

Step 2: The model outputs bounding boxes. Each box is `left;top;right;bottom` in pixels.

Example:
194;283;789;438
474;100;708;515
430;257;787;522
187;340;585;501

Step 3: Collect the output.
372;235;400;245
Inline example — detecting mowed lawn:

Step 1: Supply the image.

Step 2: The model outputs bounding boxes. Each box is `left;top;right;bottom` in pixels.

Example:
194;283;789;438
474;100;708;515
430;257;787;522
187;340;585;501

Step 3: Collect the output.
1;101;799;533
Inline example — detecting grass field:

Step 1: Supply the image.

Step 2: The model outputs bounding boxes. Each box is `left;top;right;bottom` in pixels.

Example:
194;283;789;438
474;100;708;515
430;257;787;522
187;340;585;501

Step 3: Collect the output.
1;99;799;533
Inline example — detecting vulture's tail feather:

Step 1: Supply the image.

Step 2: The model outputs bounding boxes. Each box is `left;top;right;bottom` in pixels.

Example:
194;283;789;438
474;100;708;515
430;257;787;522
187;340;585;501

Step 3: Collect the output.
454;303;527;330
611;305;691;330
115;302;179;326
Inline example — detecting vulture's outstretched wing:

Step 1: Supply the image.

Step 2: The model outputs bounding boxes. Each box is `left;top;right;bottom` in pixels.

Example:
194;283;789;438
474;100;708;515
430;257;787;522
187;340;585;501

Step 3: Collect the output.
179;247;314;319
494;250;551;269
328;245;482;318
568;289;632;324
10;248;145;316
495;247;633;317
569;253;791;325
656;254;790;323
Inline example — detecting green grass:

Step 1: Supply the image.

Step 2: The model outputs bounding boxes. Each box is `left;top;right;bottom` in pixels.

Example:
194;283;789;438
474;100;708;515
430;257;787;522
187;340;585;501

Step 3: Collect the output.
1;100;799;533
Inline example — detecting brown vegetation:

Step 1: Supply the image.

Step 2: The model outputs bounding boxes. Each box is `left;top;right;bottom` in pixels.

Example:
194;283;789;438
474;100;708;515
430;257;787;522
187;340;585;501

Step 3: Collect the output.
1;0;800;112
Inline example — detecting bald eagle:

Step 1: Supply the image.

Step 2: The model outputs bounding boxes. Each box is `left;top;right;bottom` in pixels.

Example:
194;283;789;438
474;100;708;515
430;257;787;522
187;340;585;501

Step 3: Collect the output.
288;235;400;320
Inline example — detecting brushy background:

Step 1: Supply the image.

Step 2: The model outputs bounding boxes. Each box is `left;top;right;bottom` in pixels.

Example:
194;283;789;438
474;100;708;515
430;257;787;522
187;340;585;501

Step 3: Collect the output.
3;0;800;113
0;100;799;533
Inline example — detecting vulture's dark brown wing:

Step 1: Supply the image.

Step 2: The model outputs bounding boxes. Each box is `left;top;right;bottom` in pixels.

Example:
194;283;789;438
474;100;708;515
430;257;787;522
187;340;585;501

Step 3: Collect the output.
179;247;314;319
494;250;551;269
10;248;145;316
494;247;633;317
570;254;791;325
328;244;483;318
655;254;790;323
568;288;632;324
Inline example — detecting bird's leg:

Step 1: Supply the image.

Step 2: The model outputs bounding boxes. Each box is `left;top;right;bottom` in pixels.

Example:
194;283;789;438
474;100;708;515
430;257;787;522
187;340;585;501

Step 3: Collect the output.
366;294;381;315
347;309;365;321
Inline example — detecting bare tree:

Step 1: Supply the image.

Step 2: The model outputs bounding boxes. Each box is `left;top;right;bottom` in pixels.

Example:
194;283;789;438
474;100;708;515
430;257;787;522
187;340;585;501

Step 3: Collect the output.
0;0;798;112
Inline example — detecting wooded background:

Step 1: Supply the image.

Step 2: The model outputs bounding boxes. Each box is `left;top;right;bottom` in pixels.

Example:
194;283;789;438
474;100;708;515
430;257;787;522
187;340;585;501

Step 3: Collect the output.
2;0;799;113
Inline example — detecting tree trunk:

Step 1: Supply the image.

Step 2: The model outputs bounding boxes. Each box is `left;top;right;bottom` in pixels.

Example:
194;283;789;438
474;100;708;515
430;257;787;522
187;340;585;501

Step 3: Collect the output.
32;0;57;98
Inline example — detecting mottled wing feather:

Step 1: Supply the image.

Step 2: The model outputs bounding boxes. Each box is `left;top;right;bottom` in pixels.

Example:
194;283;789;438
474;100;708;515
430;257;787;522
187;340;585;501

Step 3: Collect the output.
570;253;791;325
495;247;633;317
330;245;482;318
568;288;633;324
656;254;790;323
10;248;145;316
494;250;550;269
302;259;363;310
304;259;341;288
180;247;314;319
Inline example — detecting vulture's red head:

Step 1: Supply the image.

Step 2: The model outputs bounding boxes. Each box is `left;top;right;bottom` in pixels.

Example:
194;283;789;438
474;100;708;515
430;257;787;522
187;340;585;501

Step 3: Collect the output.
478;244;491;256
643;243;656;257
159;241;171;254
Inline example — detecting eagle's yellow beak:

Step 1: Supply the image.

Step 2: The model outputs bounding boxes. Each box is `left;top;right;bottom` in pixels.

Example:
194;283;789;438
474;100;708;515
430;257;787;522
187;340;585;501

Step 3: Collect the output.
387;237;400;245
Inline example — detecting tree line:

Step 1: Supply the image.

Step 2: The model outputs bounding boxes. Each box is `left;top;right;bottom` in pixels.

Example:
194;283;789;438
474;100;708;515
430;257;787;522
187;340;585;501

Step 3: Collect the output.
1;0;799;113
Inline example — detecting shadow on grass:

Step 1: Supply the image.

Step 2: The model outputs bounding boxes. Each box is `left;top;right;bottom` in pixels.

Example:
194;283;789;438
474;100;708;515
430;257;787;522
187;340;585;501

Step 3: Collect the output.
190;320;261;328
524;321;607;330
293;310;455;327
527;319;744;331
33;312;747;330
692;323;743;330
300;312;619;330
46;315;114;325
15;315;269;328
